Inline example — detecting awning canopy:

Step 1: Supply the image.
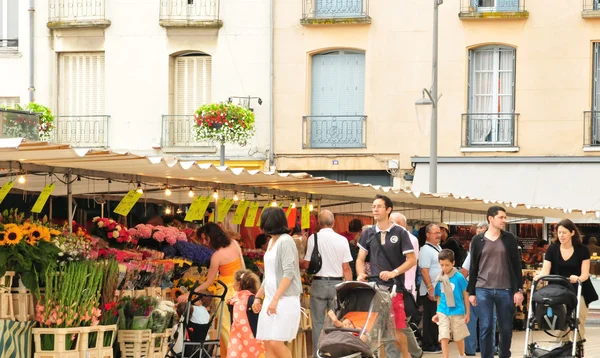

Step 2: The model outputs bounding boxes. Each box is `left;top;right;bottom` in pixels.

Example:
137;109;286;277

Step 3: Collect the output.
412;159;600;212
0;139;596;220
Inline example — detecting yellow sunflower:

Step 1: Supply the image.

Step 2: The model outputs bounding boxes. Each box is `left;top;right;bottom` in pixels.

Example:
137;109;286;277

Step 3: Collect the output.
39;226;51;242
21;222;32;230
49;228;61;237
4;224;23;245
0;232;7;246
25;224;47;245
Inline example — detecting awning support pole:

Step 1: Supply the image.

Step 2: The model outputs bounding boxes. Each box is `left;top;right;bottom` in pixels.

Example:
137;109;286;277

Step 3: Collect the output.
67;171;73;234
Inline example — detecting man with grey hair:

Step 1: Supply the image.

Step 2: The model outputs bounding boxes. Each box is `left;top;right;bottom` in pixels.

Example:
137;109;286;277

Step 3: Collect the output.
301;210;353;356
476;222;488;235
418;223;443;353
389;212;422;358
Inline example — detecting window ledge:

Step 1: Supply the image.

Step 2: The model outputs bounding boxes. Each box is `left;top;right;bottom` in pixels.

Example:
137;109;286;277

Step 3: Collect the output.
159;20;223;28
458;11;529;20
460;146;519;153
300;16;371;25
584;146;600;152
47;20;111;29
0;51;22;58
161;146;217;154
582;10;600;19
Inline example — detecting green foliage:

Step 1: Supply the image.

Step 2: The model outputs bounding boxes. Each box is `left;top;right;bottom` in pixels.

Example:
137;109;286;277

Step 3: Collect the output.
193;102;255;146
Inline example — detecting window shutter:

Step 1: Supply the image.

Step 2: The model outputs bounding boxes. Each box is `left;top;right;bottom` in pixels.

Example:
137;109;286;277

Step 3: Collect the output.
175;55;211;114
340;52;365;116
58;52;105;115
594;43;599;111
311;52;340;116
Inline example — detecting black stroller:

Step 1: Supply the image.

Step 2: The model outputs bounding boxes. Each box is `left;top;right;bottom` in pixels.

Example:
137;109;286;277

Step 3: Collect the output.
523;275;584;358
167;280;228;358
316;280;397;358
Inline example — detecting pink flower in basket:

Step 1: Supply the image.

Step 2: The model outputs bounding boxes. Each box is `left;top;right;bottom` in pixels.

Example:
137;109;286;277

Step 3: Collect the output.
154;231;166;242
177;232;188;242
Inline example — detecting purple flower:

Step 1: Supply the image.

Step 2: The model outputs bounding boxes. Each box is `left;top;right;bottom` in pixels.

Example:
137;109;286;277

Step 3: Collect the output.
161;245;177;258
174;241;214;266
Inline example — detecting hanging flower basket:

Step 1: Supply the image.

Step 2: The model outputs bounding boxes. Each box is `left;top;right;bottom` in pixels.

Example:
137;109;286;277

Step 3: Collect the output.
192;103;255;146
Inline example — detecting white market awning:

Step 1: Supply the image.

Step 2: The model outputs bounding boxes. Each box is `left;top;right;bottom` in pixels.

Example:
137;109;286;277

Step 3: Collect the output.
0;139;597;220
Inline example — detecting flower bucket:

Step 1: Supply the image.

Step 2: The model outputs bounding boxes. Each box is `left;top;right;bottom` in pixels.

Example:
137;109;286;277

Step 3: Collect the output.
80;325;117;358
32;327;81;358
117;329;152;358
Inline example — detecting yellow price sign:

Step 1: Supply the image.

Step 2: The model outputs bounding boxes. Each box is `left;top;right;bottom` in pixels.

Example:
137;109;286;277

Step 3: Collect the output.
31;183;56;213
301;204;311;229
232;201;250;225
218;199;235;223
208;212;215;222
0;181;14;205
184;196;211;222
244;202;260;227
113;190;143;216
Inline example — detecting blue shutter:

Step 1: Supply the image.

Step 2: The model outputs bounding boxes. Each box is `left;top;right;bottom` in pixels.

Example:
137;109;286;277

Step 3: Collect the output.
315;0;362;18
311;52;340;116
496;0;518;11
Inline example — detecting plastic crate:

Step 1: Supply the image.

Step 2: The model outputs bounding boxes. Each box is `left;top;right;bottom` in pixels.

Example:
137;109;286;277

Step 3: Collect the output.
80;325;118;358
32;327;82;358
11;291;34;322
0;271;15;321
117;329;152;358
150;329;172;358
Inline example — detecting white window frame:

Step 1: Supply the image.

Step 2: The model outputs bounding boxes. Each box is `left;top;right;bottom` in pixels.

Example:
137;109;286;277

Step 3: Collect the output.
0;0;18;51
0;97;19;107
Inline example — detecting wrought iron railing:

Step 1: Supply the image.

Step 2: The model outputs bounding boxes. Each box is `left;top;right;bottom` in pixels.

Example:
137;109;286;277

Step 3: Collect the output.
159;0;220;23
0;39;18;50
302;115;366;149
461;113;518;147
584;111;600;147
48;0;107;23
302;0;368;19
460;0;526;13
53;115;109;148
0;109;41;141
583;0;600;11
161;115;215;148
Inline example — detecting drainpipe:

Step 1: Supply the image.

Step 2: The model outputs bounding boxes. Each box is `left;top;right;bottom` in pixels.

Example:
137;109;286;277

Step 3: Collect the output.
268;0;275;169
28;0;35;102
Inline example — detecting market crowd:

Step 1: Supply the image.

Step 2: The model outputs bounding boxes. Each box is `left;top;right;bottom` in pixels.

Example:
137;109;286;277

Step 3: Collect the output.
179;195;598;358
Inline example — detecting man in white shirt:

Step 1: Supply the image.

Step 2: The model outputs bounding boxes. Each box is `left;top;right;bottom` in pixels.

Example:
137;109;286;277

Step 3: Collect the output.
301;210;353;357
418;223;443;354
390;212;423;358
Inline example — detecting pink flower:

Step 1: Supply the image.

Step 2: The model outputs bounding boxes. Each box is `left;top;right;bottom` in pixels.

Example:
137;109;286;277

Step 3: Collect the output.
177;232;187;242
153;231;166;242
136;224;153;239
165;234;177;246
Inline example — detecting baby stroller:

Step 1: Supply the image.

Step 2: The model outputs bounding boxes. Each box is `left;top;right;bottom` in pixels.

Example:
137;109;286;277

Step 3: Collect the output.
167;280;228;358
316;279;397;358
523;275;584;358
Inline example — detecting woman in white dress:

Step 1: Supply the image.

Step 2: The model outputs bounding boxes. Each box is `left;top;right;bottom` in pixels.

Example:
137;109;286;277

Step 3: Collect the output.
252;207;302;358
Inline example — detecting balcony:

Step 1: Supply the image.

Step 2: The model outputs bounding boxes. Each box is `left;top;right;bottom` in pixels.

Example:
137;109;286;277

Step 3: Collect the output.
0;109;41;141
459;0;528;20
52;115;109;148
302;115;366;149
461;113;519;151
48;0;111;29
161;115;216;152
159;0;222;28
301;0;371;25
584;111;600;148
582;0;600;18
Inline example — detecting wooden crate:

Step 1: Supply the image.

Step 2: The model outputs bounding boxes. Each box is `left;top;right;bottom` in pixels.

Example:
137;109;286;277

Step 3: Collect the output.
0;271;15;321
150;328;173;358
32;327;82;358
117;329;152;358
80;325;118;358
11;291;34;322
145;287;162;299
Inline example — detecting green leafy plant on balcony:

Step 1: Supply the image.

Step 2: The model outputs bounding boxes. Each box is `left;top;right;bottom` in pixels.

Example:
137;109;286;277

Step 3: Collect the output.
192;103;255;146
0;102;55;141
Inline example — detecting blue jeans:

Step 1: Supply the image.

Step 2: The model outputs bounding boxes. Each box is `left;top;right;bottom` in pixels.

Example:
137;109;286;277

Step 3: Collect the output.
465;302;497;355
476;288;514;358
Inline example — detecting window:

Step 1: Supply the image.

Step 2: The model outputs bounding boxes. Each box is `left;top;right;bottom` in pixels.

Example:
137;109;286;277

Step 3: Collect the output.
0;0;18;50
315;0;363;18
174;53;211;114
308;50;366;148
467;46;516;145
0;97;19;107
58;53;105;115
594;43;599;112
473;0;519;12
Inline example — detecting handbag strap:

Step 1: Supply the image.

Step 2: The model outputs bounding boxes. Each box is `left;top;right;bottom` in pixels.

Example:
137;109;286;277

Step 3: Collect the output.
313;232;319;254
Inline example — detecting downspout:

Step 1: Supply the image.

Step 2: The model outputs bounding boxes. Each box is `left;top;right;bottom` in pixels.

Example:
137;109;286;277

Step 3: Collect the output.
28;0;35;102
268;0;275;169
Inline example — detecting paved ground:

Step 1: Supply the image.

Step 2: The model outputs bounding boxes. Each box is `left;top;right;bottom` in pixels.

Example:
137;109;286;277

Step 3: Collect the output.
422;326;600;358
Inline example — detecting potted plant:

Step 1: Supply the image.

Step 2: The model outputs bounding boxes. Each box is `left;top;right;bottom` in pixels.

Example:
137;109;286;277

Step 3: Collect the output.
193;102;255;146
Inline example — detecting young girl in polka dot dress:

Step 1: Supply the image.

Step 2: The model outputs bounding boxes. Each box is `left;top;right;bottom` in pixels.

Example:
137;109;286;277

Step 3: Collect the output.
227;269;264;358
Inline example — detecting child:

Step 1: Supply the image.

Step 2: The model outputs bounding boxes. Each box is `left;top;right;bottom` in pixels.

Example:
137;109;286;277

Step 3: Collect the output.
227;269;264;358
170;291;213;356
432;249;470;358
327;310;369;343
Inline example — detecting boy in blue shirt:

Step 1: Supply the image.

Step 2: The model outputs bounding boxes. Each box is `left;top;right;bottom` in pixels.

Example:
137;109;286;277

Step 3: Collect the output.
432;249;470;358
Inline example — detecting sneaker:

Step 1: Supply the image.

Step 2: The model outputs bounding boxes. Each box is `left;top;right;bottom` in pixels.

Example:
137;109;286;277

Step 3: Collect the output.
423;347;442;354
465;354;476;357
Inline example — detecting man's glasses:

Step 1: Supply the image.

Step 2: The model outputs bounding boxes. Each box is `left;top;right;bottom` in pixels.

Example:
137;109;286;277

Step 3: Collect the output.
371;205;386;210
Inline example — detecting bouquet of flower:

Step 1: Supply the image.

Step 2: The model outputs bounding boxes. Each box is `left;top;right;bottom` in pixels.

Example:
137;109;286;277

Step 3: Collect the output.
53;229;92;263
173;241;214;266
128;224;187;247
117;296;157;330
193;102;256;146
151;300;175;333
91;217;135;246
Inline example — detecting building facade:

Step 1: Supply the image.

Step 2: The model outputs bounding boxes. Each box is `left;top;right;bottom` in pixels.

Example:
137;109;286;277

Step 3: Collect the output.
272;0;600;207
0;0;270;168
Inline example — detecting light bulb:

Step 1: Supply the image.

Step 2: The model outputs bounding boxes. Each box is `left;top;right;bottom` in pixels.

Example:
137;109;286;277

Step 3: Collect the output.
136;183;143;194
309;202;314;211
271;201;277;207
165;207;172;214
18;175;25;184
233;193;239;201
291;202;296;209
165;188;172;196
188;188;194;198
213;190;219;199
